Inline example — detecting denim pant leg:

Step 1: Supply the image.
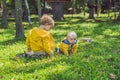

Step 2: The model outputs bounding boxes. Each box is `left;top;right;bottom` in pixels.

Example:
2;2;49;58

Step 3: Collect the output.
31;52;47;57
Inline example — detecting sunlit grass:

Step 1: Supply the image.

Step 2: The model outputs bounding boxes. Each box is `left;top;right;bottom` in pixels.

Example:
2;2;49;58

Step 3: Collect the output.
0;13;120;80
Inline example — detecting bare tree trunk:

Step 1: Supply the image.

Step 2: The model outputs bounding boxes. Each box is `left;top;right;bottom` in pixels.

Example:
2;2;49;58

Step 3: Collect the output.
53;2;64;21
15;0;25;38
24;0;32;25
107;0;111;19
83;1;86;16
1;0;8;28
96;0;101;17
88;7;95;19
87;0;95;19
108;8;110;18
38;0;42;25
116;0;120;21
117;10;120;21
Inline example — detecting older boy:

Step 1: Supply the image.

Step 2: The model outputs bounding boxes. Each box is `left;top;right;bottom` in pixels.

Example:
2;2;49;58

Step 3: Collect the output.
25;14;56;58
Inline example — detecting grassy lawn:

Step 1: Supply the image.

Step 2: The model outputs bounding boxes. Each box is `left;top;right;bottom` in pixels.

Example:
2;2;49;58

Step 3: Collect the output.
0;14;120;80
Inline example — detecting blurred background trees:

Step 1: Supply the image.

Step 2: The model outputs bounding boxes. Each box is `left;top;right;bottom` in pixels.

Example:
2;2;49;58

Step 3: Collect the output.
1;0;8;28
0;0;120;38
1;0;120;21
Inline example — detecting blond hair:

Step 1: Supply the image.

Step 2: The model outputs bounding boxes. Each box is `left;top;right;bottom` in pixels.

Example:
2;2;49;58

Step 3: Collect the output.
41;14;54;26
67;31;77;39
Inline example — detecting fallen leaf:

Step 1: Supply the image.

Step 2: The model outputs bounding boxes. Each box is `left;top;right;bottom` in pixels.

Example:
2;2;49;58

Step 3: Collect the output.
109;73;117;80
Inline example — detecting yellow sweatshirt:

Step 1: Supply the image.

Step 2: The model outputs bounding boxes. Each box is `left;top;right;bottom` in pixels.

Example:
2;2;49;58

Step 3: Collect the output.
59;39;78;56
26;28;56;55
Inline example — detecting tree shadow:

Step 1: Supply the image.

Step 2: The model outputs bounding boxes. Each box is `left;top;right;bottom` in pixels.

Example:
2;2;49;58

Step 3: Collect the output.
7;50;110;80
92;21;120;36
59;15;120;24
7;55;68;74
1;14;120;80
0;37;26;46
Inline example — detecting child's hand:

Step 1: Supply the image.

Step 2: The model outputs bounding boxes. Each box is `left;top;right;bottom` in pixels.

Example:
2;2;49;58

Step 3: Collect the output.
26;51;34;56
49;51;54;58
28;48;32;52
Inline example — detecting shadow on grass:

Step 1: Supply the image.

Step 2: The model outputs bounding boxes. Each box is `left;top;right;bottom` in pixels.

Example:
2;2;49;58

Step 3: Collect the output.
8;50;120;80
2;36;120;79
0;37;26;46
1;15;120;80
92;21;120;37
7;54;87;79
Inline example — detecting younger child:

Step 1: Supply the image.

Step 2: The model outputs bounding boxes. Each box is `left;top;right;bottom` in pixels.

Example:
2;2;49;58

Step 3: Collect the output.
58;31;78;56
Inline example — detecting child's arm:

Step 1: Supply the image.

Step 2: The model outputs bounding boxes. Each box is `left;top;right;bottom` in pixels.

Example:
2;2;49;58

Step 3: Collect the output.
27;48;32;52
26;31;31;52
43;36;54;57
63;50;69;56
60;42;69;56
26;32;34;55
72;44;78;54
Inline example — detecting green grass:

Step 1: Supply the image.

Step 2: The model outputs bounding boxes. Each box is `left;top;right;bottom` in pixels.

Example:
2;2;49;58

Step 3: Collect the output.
0;13;120;80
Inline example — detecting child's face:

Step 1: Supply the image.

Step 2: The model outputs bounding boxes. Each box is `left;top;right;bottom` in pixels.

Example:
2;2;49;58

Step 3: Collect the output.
67;36;76;44
44;24;53;31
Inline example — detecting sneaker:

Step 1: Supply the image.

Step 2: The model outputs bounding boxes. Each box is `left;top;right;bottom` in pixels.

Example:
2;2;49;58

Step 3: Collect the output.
16;53;27;58
55;47;60;53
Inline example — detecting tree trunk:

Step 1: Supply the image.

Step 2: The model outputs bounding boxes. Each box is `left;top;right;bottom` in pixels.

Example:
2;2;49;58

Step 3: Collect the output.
24;0;32;25
83;6;86;16
83;1;86;16
1;0;8;28
88;7;95;19
96;0;101;17
15;0;25;38
53;2;64;21
117;10;120;21
87;0;95;19
116;0;120;20
107;0;111;19
38;0;42;25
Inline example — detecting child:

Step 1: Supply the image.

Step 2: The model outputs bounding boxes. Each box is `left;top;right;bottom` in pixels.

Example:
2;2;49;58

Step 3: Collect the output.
25;14;56;58
58;31;78;56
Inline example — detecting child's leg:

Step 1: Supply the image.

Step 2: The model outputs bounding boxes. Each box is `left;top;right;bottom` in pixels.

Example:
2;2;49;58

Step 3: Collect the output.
16;51;28;57
55;47;60;53
55;47;64;55
30;52;47;58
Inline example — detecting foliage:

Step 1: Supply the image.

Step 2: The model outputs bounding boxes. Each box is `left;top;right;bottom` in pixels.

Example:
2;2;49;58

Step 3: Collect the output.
0;14;120;80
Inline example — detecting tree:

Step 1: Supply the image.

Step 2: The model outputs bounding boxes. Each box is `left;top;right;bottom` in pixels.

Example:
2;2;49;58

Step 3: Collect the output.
1;0;8;28
95;0;102;17
76;0;88;16
37;0;42;25
87;0;96;19
116;0;120;21
15;0;25;38
53;2;64;20
24;0;32;25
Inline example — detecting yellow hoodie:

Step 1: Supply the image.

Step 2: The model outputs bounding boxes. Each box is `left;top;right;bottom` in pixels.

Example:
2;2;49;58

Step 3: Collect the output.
59;39;78;56
26;28;56;55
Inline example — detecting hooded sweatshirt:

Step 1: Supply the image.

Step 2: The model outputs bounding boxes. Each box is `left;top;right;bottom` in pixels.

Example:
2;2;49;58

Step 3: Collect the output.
59;39;78;56
26;28;56;55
